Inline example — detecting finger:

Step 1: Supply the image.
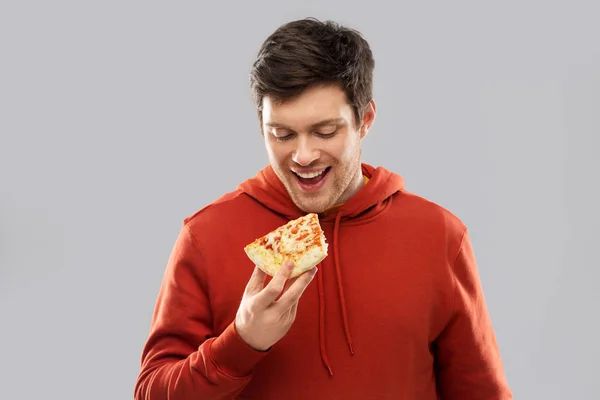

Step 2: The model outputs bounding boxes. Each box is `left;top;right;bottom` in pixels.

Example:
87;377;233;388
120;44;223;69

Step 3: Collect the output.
244;266;267;296
254;261;294;308
274;276;299;302
273;267;318;312
282;276;299;294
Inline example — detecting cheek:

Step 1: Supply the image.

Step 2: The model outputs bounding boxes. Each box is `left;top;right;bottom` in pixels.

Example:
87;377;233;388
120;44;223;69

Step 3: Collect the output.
332;136;359;162
265;140;290;165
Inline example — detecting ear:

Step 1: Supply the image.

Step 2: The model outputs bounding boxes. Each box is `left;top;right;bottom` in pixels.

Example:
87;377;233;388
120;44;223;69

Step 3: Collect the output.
359;99;376;139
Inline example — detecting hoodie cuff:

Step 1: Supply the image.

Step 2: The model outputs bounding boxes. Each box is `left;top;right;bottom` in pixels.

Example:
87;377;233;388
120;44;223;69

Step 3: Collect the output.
209;321;270;378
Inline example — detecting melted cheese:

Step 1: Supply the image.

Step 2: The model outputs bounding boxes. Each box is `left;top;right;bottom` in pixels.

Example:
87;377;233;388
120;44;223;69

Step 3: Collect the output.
244;213;328;278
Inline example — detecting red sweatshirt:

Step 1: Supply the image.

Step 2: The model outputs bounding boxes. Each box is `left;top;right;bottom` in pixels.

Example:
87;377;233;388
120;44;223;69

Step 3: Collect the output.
134;163;512;399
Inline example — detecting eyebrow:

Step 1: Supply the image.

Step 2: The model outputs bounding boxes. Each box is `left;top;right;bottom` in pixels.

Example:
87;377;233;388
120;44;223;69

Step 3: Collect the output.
265;118;345;130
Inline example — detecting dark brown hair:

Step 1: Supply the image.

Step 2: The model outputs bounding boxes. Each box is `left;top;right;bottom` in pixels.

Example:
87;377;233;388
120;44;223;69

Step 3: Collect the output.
250;18;375;127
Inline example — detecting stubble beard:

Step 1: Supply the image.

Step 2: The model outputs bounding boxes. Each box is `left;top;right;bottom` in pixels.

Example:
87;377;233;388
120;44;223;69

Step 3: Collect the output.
275;150;363;214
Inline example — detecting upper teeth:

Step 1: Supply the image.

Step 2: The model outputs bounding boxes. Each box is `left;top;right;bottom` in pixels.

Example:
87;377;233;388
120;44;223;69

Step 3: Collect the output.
296;169;326;179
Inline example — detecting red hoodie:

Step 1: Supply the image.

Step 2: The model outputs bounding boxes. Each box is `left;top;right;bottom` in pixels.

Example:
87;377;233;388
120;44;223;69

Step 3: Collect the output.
134;163;512;399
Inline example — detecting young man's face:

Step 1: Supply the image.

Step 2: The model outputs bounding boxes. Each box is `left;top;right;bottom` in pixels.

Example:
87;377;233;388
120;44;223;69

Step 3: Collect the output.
262;84;375;214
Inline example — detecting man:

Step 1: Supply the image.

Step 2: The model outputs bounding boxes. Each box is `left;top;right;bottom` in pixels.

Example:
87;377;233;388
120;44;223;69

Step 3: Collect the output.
134;18;512;399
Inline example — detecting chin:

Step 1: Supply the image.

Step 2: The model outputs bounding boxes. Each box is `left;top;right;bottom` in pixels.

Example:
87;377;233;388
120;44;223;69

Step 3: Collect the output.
290;193;335;214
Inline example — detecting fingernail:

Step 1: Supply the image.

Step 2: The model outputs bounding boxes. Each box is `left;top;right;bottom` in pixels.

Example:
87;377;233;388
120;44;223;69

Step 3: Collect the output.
287;262;294;270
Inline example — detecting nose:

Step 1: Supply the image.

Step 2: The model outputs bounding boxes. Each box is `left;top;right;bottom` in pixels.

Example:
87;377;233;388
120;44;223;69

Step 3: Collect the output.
292;135;319;166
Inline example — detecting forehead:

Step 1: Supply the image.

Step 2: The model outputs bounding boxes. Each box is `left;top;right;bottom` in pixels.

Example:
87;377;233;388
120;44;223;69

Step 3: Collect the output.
262;84;354;128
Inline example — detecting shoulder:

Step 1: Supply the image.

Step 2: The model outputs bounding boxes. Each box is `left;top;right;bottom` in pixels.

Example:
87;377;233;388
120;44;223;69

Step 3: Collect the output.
397;189;465;230
183;189;257;231
391;188;468;253
180;187;279;247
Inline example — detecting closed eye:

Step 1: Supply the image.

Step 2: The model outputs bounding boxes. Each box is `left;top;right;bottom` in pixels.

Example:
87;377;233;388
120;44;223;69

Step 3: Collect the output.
271;131;294;142
267;126;294;141
272;135;293;142
315;129;337;138
268;127;338;141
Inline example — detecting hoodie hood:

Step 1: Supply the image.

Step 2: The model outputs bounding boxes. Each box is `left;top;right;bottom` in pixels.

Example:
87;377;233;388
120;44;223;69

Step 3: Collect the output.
237;162;405;375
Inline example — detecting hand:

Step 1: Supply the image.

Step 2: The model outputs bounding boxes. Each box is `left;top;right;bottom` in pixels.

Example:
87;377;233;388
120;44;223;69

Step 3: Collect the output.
235;261;318;351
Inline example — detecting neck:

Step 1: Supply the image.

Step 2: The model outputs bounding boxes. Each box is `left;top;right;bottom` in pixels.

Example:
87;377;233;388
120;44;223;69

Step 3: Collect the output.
334;164;365;205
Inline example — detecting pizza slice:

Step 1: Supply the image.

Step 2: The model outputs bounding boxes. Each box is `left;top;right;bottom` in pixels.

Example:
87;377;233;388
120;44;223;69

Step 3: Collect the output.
244;213;328;278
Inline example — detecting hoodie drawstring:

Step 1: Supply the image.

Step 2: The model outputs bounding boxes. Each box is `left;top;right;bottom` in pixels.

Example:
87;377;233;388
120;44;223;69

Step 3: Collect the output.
317;211;355;376
317;268;333;375
333;211;354;355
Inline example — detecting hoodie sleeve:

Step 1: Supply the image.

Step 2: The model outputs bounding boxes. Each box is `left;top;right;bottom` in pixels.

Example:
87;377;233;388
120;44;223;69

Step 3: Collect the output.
134;223;269;400
433;229;513;399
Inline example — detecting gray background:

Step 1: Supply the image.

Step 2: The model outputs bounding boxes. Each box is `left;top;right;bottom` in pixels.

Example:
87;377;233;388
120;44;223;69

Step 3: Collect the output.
1;1;598;399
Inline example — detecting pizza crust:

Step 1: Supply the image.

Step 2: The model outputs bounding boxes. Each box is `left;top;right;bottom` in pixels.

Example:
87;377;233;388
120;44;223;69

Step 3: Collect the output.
244;213;328;278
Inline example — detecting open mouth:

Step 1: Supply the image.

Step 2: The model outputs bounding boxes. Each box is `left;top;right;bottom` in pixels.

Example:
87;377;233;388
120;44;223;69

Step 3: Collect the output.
292;167;331;190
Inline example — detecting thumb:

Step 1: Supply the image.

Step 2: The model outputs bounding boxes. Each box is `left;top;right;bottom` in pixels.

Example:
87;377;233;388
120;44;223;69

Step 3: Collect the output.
279;260;295;279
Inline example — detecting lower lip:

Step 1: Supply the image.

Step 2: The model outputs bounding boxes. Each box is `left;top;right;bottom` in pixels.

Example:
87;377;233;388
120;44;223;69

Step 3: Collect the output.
293;167;331;192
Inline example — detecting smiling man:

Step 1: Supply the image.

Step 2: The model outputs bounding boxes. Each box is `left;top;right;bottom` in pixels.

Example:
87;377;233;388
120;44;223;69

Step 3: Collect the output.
135;18;513;400
262;83;373;214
